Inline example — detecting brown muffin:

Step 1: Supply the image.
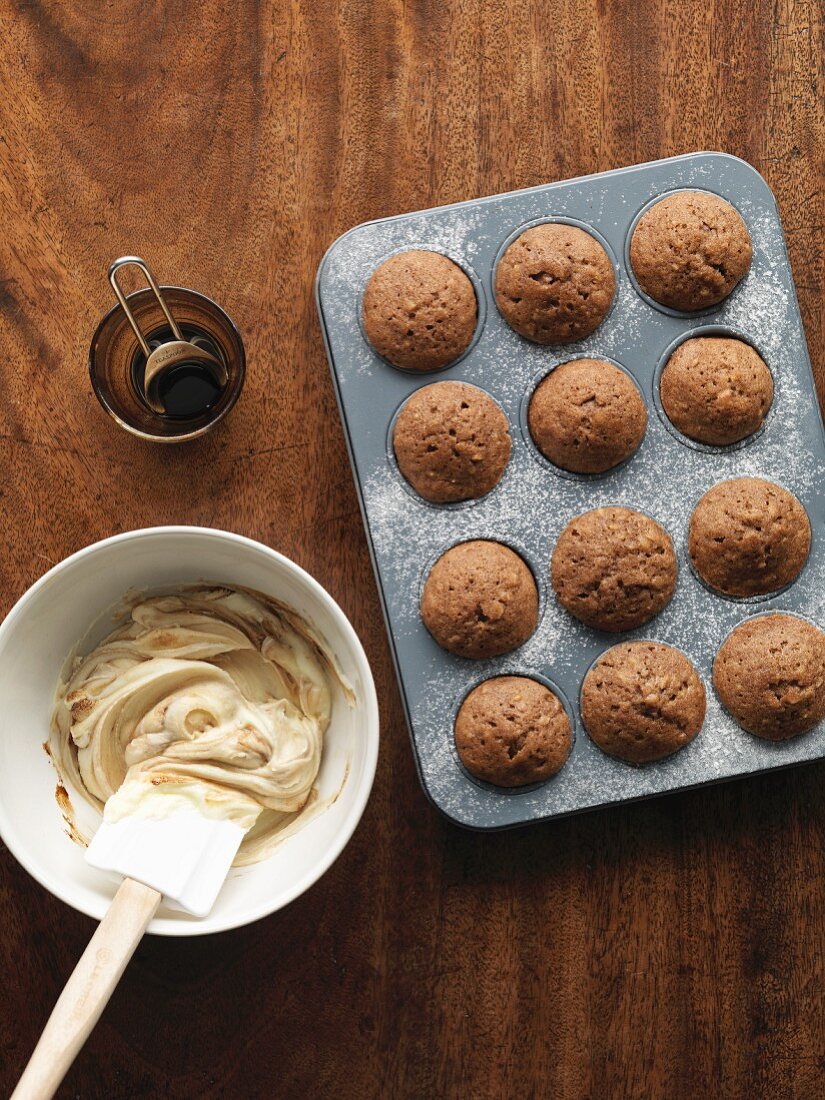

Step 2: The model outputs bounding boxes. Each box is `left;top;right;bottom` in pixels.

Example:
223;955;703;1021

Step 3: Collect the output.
393;382;511;503
551;507;677;632
421;541;538;658
494;223;615;344
689;478;811;597
660;336;773;446
582;641;706;764
362;250;477;371
455;676;572;786
714;614;825;739
630;191;752;311
528;359;647;473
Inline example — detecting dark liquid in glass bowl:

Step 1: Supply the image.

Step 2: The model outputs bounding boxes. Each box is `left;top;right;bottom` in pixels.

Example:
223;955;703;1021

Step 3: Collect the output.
90;285;245;443
131;325;226;419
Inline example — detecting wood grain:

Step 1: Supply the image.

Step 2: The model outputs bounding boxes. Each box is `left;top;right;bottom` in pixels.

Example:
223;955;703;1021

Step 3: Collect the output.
0;0;823;1097
12;879;161;1100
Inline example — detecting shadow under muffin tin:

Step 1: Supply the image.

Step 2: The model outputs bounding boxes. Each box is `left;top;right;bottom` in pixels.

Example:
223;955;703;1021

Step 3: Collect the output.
316;152;825;830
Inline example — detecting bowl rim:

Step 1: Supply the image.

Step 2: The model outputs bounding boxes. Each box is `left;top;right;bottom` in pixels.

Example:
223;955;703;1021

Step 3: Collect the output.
0;525;380;936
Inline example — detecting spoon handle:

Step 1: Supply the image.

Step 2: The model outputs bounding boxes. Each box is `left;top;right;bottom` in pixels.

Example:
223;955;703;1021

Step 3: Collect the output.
11;878;161;1100
108;255;184;350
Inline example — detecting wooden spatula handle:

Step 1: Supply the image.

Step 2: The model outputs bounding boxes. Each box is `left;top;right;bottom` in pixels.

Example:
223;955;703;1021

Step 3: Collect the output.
12;878;161;1100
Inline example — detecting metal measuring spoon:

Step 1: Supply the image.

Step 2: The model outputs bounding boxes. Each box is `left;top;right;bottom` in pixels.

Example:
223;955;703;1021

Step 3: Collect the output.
109;257;228;416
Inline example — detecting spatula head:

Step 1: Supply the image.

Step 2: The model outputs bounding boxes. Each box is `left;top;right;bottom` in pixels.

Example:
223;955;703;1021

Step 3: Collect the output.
85;812;246;917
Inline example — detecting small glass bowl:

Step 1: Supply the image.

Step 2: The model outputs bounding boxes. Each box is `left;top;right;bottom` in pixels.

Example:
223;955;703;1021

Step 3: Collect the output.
89;286;245;443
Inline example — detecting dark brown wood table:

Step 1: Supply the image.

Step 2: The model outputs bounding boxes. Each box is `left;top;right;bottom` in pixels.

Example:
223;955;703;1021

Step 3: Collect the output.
1;2;823;1097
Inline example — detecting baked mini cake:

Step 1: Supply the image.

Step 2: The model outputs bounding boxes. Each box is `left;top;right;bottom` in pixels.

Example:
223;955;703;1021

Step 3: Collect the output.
421;540;538;658
528;358;647;473
660;336;773;446
714;613;825;739
551;507;677;632
630;191;752;311
393;381;511;503
362;250;477;371
494;223;615;344
581;641;706;764
689;477;810;597
454;675;572;786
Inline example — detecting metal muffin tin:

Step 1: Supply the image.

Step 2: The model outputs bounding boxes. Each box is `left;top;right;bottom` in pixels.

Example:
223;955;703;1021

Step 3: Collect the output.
316;152;825;829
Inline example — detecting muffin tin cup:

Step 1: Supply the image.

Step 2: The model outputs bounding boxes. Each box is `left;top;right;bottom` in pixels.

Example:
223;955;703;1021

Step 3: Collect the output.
491;215;622;339
684;469;814;607
577;640;707;770
711;608;824;742
316;151;825;830
417;533;549;646
449;669;577;797
624;186;753;320
386;382;514;510
652;324;778;455
519;354;649;482
356;244;488;376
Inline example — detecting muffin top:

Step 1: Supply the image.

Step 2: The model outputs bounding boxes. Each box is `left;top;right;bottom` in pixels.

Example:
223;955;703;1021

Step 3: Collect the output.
551;507;677;632
455;676;572;786
421;540;538;659
660;336;773;446
363;250;477;371
494;223;615;344
689;477;810;597
582;641;706;764
529;358;647;473
630;191;752;311
393;381;511;503
714;614;825;739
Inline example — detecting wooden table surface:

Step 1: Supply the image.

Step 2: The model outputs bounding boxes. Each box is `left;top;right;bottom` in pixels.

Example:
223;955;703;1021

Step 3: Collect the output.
1;2;823;1097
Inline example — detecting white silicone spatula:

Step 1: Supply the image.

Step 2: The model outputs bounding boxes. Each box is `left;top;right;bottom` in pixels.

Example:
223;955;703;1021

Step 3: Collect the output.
12;807;249;1100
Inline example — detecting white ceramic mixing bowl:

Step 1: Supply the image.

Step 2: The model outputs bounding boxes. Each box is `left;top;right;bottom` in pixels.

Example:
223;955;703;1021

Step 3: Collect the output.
0;527;379;936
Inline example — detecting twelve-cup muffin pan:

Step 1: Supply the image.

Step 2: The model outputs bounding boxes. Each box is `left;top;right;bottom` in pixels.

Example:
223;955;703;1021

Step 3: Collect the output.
315;152;825;829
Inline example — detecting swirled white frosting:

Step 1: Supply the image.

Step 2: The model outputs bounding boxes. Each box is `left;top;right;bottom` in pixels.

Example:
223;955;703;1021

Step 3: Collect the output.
51;586;339;863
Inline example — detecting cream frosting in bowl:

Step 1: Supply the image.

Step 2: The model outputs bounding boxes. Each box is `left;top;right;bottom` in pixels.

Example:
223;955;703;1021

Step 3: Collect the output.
0;529;379;935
